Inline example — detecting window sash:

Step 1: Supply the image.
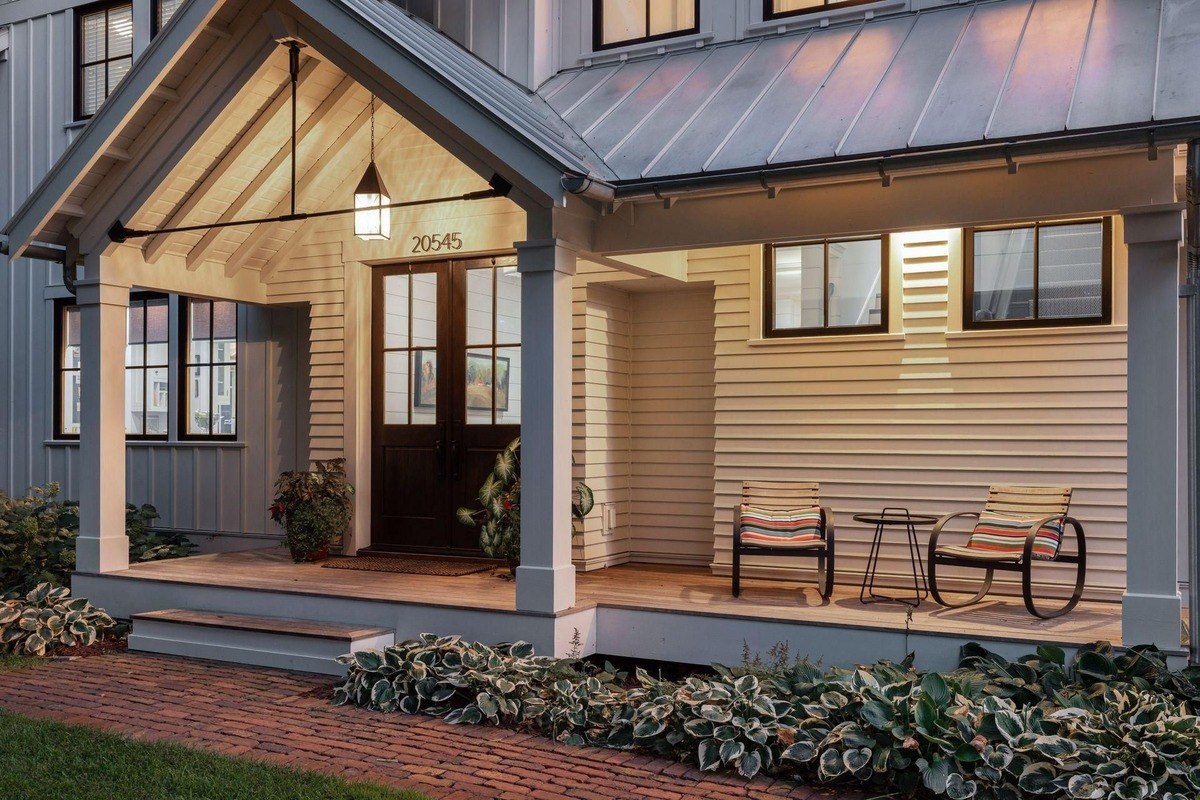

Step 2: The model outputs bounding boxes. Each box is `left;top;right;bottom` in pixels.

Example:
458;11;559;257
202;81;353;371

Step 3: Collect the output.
593;0;700;50
764;236;889;338
76;1;133;119
963;218;1112;330
181;299;238;439
152;0;185;36
125;294;169;439
764;0;879;21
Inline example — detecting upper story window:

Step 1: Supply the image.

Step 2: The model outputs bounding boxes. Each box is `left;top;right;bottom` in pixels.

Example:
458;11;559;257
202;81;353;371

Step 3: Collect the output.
76;1;133;120
152;0;185;36
764;0;877;20
183;299;238;439
594;0;699;50
965;219;1111;330
765;236;888;337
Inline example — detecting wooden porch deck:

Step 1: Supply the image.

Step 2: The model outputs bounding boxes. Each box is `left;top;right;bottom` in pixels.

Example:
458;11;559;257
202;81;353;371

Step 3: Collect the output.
110;549;1124;648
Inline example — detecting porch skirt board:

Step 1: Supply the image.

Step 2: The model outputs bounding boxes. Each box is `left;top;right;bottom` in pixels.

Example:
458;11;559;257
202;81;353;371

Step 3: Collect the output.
321;555;501;577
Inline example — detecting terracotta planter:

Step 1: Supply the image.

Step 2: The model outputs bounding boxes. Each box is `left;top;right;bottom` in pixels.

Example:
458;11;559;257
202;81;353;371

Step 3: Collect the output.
287;540;330;563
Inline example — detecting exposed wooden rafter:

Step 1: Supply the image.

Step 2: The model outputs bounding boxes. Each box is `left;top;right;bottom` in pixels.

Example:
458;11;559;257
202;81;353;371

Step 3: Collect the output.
140;57;322;265
184;73;361;271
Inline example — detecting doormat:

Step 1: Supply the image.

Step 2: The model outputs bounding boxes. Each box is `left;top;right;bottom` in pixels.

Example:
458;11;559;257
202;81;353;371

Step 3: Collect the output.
321;555;500;576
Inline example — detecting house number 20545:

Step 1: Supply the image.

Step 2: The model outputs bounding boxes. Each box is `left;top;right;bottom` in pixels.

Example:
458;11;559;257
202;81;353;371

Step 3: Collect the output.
410;232;464;254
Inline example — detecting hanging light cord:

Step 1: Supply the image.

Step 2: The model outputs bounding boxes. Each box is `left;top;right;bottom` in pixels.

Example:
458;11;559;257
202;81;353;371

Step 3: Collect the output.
370;94;376;164
289;42;300;217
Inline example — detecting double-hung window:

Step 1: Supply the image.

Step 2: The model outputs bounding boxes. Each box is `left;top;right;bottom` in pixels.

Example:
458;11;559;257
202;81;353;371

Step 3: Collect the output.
152;0;185;35
765;236;888;337
76;1;133;119
183;299;238;439
593;0;699;50
764;0;877;20
126;294;170;439
964;219;1111;329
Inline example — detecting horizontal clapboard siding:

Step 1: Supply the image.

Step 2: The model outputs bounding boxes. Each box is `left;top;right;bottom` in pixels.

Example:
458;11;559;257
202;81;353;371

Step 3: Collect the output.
695;234;1128;601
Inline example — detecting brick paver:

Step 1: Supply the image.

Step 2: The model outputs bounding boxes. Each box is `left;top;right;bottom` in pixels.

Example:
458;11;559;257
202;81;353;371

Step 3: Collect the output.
0;653;872;800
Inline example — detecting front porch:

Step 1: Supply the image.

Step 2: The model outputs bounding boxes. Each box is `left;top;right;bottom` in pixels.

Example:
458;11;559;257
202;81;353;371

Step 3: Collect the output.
76;548;1131;670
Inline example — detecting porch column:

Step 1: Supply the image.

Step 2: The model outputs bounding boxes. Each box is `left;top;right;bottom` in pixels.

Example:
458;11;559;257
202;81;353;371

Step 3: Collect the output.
75;257;131;574
1123;204;1185;649
515;238;576;613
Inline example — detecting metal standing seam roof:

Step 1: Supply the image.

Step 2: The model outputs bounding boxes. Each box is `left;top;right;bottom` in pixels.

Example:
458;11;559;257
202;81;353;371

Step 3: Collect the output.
536;0;1200;184
339;0;615;181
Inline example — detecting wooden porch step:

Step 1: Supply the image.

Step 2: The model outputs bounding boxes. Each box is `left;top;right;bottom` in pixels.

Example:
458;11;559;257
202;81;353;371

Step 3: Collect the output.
129;609;394;675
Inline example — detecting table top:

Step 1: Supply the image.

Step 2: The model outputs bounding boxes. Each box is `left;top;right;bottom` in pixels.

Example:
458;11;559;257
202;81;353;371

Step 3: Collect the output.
852;512;940;526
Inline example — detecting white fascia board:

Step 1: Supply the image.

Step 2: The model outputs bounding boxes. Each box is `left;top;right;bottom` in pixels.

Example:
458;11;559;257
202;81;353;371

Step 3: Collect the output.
1;0;225;258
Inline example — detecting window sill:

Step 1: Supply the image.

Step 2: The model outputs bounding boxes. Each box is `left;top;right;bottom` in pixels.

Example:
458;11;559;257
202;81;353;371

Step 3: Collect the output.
944;324;1127;341
580;31;715;66
63;119;89;131
747;0;908;36
45;439;247;448
749;332;905;348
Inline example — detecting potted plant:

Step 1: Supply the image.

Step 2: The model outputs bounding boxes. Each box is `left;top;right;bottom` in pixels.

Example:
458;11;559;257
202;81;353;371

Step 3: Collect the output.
269;458;354;562
456;437;593;575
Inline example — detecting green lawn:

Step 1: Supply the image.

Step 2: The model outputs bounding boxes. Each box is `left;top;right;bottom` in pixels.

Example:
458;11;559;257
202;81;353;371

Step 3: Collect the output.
0;654;40;673
0;711;431;800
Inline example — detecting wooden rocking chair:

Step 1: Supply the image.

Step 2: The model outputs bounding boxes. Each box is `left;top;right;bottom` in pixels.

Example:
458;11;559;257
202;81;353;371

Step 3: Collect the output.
927;485;1086;619
732;481;835;599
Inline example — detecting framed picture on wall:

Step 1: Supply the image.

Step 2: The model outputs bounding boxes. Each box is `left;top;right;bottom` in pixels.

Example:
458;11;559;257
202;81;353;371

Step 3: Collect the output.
465;353;510;412
413;350;437;408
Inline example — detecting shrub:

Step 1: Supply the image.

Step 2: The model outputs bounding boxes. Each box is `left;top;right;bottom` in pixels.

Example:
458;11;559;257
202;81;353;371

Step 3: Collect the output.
335;634;1200;799
0;483;194;595
0;583;115;656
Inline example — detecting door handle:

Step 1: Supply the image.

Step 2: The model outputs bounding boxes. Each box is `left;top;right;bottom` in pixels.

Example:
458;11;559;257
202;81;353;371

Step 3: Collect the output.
434;439;446;478
449;441;461;480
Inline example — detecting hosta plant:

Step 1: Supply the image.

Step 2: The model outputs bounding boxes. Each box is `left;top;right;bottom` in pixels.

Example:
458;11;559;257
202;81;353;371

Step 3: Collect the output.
0;583;115;656
455;438;595;571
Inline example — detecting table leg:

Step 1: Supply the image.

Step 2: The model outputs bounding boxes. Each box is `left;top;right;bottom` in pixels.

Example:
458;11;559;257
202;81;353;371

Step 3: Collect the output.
859;522;885;604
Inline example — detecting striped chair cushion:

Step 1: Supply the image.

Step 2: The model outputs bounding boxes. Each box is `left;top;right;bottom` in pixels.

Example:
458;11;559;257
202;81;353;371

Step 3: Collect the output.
966;511;1064;560
738;505;823;548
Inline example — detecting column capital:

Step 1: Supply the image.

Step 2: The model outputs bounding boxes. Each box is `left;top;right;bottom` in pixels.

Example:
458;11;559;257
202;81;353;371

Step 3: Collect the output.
74;277;131;307
1122;202;1185;245
515;239;578;276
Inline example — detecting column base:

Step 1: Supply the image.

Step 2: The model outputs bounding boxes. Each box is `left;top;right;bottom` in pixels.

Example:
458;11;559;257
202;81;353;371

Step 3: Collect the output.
1122;591;1184;650
515;563;576;613
75;534;130;574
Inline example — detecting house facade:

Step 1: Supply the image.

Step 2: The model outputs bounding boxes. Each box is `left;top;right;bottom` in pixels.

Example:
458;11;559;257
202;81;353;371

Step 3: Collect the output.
0;0;1197;670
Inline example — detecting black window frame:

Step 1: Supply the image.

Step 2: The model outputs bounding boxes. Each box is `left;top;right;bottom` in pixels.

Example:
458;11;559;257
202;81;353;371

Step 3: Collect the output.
74;0;134;121
53;299;83;441
179;297;239;442
763;0;879;21
592;0;701;51
150;0;184;37
124;292;171;441
962;218;1113;331
763;235;890;338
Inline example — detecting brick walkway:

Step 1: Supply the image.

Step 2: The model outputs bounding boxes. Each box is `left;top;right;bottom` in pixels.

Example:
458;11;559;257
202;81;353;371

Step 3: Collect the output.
0;652;873;800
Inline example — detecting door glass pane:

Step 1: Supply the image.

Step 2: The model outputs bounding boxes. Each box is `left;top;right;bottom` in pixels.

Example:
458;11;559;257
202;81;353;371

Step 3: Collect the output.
495;346;521;425
383;275;409;349
62;372;82;435
465;349;493;425
974;228;1034;322
188;366;211;435
125;369;144;435
496;267;521;344
1037;223;1103;320
772;243;824;330
146;366;169;436
411;273;438;347
213;364;236;435
465;268;493;347
826;238;882;328
383;351;408;425
411;349;437;424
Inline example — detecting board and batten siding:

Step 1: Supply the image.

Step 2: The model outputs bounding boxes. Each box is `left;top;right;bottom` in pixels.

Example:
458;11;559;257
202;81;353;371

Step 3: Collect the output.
692;230;1128;601
0;5;304;547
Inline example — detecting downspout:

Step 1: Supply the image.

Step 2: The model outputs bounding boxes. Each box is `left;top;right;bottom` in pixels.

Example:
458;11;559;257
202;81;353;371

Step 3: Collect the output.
1186;141;1200;665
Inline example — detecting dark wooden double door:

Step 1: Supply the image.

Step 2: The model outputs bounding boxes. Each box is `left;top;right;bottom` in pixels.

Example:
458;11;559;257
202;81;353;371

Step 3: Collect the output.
371;257;521;555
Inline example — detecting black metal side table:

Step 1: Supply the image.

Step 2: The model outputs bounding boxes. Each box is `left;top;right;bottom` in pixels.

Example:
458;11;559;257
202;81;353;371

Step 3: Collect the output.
853;508;940;607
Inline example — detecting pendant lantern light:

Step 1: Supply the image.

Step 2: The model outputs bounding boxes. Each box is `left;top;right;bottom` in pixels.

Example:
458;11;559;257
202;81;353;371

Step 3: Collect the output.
354;95;390;240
